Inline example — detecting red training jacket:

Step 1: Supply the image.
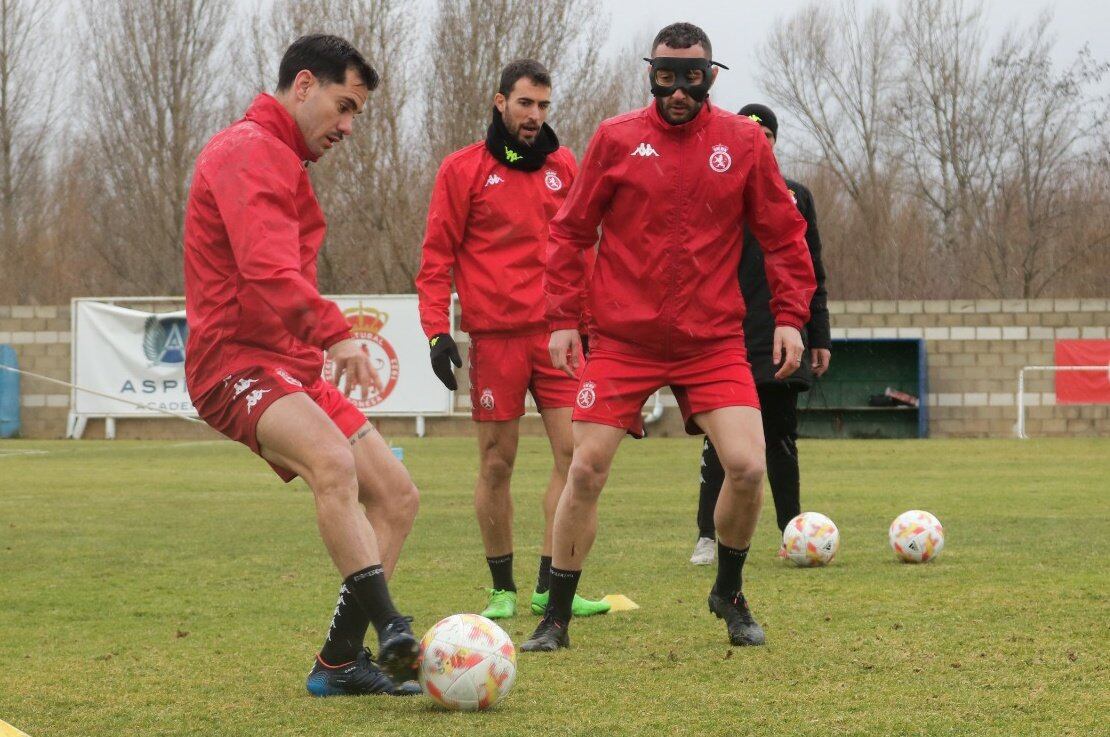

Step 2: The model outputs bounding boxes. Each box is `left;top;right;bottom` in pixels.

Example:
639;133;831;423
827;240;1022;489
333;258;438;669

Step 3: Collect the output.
183;94;352;399
545;102;816;358
416;141;587;338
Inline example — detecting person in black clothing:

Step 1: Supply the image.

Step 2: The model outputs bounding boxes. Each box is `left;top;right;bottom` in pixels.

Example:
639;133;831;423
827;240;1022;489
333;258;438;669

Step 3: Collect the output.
690;103;831;565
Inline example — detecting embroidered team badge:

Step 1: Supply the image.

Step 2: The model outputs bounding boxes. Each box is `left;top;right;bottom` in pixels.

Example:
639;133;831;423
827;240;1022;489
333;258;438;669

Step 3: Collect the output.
576;381;597;410
544;169;563;191
479;388;496;411
276;368;303;387
709;144;732;173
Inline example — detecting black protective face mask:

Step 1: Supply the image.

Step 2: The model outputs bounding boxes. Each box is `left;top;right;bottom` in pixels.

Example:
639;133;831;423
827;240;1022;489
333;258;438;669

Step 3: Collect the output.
642;56;729;102
485;108;558;171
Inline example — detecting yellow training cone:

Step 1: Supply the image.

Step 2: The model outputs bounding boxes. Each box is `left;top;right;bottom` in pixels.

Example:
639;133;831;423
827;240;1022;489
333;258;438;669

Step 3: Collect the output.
0;719;31;737
601;594;640;612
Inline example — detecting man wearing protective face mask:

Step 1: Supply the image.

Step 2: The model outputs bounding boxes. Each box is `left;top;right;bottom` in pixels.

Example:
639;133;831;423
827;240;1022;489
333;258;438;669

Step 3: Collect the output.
524;23;817;652
416;60;608;622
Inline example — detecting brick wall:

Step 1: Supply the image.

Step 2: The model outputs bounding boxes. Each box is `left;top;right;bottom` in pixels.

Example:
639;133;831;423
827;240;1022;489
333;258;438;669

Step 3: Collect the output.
2;299;1107;439
827;299;1108;438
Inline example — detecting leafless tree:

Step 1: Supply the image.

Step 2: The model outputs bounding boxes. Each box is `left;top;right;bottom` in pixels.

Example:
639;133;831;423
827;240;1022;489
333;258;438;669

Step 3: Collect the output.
0;0;54;303
424;0;641;161
758;0;906;296
969;31;1109;296
247;0;421;294
78;0;232;294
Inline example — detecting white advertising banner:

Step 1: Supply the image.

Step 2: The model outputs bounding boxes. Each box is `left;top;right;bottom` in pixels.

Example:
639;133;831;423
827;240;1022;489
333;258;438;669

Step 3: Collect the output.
71;296;451;418
73;301;194;417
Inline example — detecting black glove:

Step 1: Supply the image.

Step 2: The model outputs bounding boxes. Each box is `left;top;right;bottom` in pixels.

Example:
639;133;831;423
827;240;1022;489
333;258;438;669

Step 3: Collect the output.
429;333;461;391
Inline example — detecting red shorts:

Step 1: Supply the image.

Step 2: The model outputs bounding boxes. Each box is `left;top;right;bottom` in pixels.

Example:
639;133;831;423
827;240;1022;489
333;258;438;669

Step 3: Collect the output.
468;333;578;421
193;367;367;482
572;348;760;437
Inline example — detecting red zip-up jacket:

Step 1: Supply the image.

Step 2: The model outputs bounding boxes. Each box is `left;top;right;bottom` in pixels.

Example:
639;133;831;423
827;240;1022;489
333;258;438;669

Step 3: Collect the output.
183;94;352;399
545;102;816;358
416;141;586;338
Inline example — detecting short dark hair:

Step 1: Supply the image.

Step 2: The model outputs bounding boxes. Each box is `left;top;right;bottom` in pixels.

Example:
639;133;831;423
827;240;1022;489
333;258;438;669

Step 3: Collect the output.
276;34;379;92
651;22;712;57
498;59;551;97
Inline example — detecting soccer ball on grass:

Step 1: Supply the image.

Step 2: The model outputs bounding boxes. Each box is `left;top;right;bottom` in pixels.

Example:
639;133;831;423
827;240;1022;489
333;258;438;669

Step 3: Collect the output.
889;510;944;563
418;613;516;710
782;512;840;567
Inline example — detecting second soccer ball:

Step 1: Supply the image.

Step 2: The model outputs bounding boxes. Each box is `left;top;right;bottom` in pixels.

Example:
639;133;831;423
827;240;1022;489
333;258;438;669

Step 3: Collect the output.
782;512;840;567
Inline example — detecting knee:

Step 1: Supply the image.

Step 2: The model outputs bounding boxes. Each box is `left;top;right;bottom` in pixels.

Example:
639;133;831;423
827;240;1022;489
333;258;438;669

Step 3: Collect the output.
720;452;766;492
479;444;515;487
566;452;609;499
393;480;420;526
305;447;358;502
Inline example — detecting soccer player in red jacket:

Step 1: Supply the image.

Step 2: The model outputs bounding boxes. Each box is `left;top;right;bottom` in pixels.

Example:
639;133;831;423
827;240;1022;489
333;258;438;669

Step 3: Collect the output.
416;60;609;621
184;36;421;696
522;23;817;652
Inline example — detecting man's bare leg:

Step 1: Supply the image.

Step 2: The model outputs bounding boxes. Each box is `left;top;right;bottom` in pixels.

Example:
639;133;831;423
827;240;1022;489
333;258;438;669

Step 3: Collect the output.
520;421;625;651
257;394;420;681
696;406;766;551
349;422;420;578
528;407;609;616
538;407;574;557
694;405;768;646
551;422;626;571
474;419;520;559
258;395;380;576
472;419;521;617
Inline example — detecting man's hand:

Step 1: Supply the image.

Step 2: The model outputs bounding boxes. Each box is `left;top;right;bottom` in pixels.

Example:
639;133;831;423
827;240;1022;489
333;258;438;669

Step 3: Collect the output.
772;325;805;380
429;333;462;391
549;329;583;379
811;348;831;377
328;338;383;400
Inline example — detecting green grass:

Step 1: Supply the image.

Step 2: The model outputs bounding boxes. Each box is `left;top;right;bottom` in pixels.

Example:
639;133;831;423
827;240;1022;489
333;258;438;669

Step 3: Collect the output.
0;437;1107;736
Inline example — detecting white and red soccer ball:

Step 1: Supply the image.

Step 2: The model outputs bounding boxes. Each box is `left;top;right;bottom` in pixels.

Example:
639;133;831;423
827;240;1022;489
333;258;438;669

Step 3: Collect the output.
782;512;840;567
889;510;945;563
418;613;516;711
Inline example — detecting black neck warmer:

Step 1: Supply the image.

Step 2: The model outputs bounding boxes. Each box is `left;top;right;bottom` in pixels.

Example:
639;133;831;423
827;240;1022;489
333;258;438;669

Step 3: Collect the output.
485;108;558;171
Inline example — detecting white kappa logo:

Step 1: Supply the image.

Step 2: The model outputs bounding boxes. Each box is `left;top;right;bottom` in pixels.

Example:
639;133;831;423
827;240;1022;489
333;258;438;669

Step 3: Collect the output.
232;378;258;398
544;169;563;191
709;144;732;173
576;381;597;410
485;174;504;187
479;389;495;411
276;368;303;387
630;142;660;157
244;388;270;414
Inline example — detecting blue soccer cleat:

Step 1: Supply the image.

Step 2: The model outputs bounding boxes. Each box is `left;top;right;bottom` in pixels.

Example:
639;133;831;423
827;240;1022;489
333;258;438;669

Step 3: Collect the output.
306;648;421;697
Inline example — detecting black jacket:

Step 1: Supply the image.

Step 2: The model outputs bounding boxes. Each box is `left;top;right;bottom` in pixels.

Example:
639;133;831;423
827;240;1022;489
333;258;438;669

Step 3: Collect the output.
740;179;830;389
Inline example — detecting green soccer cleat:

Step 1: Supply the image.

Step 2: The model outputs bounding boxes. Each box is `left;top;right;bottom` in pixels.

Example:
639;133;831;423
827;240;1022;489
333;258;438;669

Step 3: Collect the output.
530;590;611;617
480;589;517;619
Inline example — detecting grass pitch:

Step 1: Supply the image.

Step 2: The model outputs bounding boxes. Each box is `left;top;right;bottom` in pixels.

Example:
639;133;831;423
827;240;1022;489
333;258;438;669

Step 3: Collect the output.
0;437;1107;736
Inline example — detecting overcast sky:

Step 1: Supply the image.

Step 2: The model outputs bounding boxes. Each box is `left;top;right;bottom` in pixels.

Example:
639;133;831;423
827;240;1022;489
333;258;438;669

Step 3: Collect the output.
599;0;1110;112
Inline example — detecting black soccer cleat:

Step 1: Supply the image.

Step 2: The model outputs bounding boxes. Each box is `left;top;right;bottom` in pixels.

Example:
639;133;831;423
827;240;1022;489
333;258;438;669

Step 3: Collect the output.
519;610;570;652
377;615;421;682
708;589;766;646
306;648;419;697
